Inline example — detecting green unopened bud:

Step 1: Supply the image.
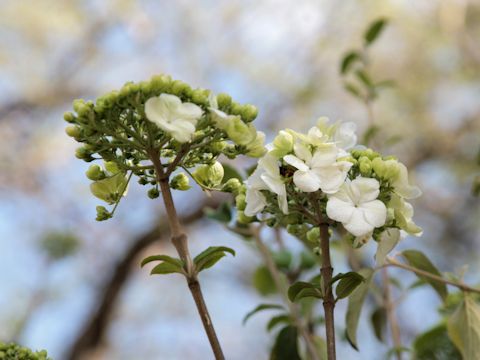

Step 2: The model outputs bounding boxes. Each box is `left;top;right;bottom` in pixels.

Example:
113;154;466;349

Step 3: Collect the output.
237;210;254;224
281;213;302;225
287;224;307;237
246;131;267;158
222;178;242;193
227;118;257;145
150;74;172;92
271;130;294;158
72;99;86;113
371;157;386;178
306;227;320;243
230;102;242;115
63;112;75;123
193;162;224;188
223;144;238;159
65;126;81;139
96;206;112;221
383;159;400;180
171;80;192;97
86;164;105;181
241;104;258;122
191;88;210;105
337;155;357;165
170;173;191;190
210;141;227;153
75;146;90;160
216;93;232;109
139;81;151;94
235;194;246;210
359;156;372;176
147;188;160;199
364;148;380;160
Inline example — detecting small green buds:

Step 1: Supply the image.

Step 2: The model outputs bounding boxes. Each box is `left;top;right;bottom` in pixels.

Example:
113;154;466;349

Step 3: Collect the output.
96;206;112;221
358;156;372;176
147;188;160;199
63;112;75;123
271;130;294;158
193;162;224;188
85;164;106;181
226;118;257;146
236;210;254;224
65;125;81;139
170;173;191;191
235;193;246;211
222;178;242;193
241;104;259;122
306;227;320;243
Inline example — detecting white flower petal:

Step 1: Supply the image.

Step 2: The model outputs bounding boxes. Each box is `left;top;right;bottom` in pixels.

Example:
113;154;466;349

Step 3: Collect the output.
350;177;380;203
259;154;280;176
393;163;422;199
284;155;309;171
261;173;285;196
344;208;374;237
294;142;312;163
359;200;387;227
145;96;169;124
311;146;338;167
168;120;196;143
245;189;267;216
293;170;321;192
334;122;357;149
326;197;354;223
175;102;203;122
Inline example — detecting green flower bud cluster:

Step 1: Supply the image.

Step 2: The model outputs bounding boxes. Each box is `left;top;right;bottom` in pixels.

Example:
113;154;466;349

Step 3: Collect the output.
0;342;51;360
65;74;263;220
170;173;191;190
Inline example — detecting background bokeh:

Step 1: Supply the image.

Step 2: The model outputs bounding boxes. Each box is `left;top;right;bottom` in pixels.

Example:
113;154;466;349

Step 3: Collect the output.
0;0;479;359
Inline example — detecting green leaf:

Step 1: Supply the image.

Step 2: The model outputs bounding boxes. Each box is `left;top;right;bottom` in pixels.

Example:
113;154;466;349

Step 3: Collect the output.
340;51;361;74
243;303;285;325
288;282;323;302
345;268;374;350
194;246;235;272
364;18;388;45
330;271;362;286
221;163;244;181
140;254;183;268
151;262;184;275
272;250;293;270
344;82;363;99
355;69;373;88
252;266;278;296
401;250;448;301
375;228;400;265
267;314;291;332
447;293;480;359
413;323;461;360
371;306;387;343
270;326;301;360
335;272;365;300
204;202;232;223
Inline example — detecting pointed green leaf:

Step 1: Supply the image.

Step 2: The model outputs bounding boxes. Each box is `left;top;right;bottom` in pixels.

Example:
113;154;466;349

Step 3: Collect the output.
150;262;184;275
371;306;387;342
243;303;285;325
355;69;373;88
141;254;183;268
253;266;277;296
335;272;365;300
401;250;448;301
345;268;374;350
288;282;322;302
447;293;480;359
344;82;363;99
194;246;235;272
270;326;301;360
364;18;388;45
267;314;291;332
340;51;361;74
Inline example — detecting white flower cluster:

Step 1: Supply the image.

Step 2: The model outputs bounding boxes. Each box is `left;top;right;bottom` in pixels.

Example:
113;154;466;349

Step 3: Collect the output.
243;118;422;246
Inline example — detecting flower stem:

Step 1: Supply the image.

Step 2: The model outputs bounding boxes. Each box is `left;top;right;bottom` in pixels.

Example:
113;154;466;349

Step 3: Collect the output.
319;224;336;360
151;151;225;360
251;226;321;360
381;267;403;360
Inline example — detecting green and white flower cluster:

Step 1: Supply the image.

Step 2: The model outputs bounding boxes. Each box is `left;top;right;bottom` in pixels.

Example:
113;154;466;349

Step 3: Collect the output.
240;118;422;257
64;74;264;220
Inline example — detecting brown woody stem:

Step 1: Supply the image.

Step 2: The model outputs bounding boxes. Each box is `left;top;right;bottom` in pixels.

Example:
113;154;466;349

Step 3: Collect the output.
151;151;225;360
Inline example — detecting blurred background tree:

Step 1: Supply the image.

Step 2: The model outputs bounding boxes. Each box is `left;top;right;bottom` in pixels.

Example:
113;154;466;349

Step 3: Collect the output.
0;0;479;359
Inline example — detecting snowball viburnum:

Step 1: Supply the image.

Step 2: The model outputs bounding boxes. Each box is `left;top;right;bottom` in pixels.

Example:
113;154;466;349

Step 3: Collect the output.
145;93;203;143
326;177;387;237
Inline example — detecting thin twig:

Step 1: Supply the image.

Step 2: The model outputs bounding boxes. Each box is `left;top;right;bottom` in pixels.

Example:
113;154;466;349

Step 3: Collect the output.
381;267;402;360
383;257;480;294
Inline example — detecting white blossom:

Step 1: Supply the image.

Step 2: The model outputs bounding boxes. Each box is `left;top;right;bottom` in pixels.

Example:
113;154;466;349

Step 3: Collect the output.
145;94;203;143
326;176;387;236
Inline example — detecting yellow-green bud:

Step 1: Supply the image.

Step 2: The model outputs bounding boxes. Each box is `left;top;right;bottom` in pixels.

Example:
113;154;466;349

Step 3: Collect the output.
337;155;357;165
120;82;133;97
222;178;242;193
191;88;209;105
193;162;224;188
371;157;386;178
237;210;254;224
150;74;172;92
306;227;320;243
75;146;89;159
86;164;105;181
241;104;258;122
383;159;400;180
139;81;151;94
359;156;372;176
287;224;307;237
65;126;81;139
147;188;160;199
216;93;232;109
96;206;112;221
281;213;302;225
235;194;246;210
271;130;294;158
170;173;191;191
63;112;75;123
72;99;85;113
171;80;192;97
364;148;380;160
210;141;227;153
227;118;257;145
246;131;267;158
